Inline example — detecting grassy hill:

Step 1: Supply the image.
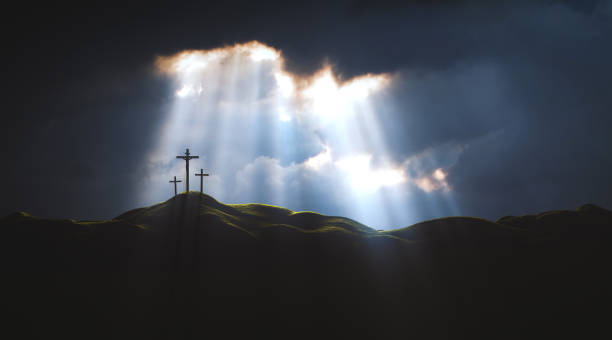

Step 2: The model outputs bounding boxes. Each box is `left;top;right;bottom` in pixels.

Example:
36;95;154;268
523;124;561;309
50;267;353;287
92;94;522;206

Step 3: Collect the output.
116;192;378;238
2;192;612;339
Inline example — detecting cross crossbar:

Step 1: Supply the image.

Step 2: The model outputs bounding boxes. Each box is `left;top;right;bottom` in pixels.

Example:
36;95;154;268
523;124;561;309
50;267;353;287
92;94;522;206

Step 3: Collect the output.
176;148;199;192
195;168;210;193
169;176;182;196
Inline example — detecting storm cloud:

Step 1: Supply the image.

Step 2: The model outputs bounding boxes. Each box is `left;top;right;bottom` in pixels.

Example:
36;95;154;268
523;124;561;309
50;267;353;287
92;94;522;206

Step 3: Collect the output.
2;0;611;228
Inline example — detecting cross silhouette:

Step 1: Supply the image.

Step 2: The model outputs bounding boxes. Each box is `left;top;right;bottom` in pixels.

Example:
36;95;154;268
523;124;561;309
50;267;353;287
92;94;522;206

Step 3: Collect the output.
195;168;210;193
176;148;199;192
169;176;182;196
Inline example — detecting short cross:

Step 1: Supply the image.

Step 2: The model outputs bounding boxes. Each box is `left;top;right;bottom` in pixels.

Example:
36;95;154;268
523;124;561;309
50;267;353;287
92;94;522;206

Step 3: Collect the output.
176;148;199;192
169;176;182;196
195;168;210;193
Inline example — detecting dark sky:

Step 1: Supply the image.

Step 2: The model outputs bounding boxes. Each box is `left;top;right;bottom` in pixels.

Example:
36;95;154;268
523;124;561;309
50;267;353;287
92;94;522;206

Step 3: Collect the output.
2;0;612;227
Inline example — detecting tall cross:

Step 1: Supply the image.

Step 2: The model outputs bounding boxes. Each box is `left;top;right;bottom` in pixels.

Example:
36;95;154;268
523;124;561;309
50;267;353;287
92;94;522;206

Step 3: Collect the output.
169;176;182;196
176;148;199;192
195;168;210;193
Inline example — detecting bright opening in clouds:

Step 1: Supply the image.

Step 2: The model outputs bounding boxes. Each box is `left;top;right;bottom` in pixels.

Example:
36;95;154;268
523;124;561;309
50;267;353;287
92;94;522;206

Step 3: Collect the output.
300;68;389;120
335;154;406;191
6;2;612;231
140;41;461;228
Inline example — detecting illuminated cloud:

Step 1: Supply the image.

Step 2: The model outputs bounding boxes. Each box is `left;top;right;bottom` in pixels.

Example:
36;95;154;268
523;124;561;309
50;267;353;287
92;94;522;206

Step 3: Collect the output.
175;83;203;98
156;41;280;76
414;168;449;193
300;67;390;120
305;146;332;170
238;144;456;196
277;107;292;122
139;41;463;228
279;113;292;122
433;168;446;181
248;44;280;62
335;154;406;191
401;143;464;193
156;41;391;121
274;72;295;97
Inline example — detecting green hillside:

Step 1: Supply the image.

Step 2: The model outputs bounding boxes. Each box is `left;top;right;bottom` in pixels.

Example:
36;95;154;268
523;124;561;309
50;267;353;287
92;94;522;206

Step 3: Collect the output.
1;193;612;339
116;192;378;238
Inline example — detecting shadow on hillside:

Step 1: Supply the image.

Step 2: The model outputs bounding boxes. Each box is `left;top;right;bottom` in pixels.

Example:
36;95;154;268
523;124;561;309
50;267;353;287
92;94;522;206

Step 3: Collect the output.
1;193;612;339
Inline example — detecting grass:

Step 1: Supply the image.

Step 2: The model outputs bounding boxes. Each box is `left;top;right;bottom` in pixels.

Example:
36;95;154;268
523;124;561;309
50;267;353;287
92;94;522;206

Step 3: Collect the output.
113;192;385;241
8;192;611;245
2;194;612;339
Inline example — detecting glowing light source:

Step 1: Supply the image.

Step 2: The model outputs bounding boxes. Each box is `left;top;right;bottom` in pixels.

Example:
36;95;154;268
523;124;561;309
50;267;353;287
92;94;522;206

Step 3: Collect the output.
336;154;406;191
175;84;193;97
249;44;279;62
415;177;436;193
156;41;280;78
302;67;390;119
279;113;291;122
342;74;390;99
433;168;446;181
158;51;211;76
175;83;203;98
305;146;332;170
142;40;459;229
274;72;295;97
303;69;341;117
415;168;449;192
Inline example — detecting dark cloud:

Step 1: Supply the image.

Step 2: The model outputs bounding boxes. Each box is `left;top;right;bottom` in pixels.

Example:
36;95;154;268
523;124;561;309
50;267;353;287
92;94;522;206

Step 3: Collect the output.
1;0;611;225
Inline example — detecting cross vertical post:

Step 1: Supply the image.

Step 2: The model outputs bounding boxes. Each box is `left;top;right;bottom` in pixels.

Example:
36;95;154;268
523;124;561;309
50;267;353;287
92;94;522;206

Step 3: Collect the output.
169;176;182;196
195;168;210;193
176;148;199;192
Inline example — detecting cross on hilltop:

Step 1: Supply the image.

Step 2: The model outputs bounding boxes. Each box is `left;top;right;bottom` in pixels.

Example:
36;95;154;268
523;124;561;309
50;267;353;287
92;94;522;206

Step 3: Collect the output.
176;148;199;192
195;168;210;193
169;176;182;196
172;148;212;196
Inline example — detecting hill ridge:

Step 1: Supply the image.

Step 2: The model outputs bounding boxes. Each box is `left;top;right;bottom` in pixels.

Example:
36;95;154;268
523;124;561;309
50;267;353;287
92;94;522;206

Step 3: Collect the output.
3;192;611;241
2;194;612;339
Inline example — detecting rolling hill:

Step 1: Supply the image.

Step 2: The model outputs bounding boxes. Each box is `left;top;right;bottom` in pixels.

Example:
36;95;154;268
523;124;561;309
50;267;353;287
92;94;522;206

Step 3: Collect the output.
1;192;611;339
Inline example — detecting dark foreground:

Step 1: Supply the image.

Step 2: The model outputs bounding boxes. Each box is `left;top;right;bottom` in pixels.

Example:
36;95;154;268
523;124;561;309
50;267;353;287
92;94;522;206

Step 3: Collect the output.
2;192;611;339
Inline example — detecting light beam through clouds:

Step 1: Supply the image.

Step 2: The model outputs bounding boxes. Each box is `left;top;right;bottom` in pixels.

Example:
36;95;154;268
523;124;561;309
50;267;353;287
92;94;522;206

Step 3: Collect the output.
138;41;463;229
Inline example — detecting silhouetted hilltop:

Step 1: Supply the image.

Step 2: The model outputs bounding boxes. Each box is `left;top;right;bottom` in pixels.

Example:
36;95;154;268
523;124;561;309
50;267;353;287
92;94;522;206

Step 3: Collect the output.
2;193;612;339
116;192;377;237
497;203;612;236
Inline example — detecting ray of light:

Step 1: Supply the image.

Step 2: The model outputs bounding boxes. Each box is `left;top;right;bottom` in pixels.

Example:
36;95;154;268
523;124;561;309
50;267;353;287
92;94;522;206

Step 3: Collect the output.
139;41;461;229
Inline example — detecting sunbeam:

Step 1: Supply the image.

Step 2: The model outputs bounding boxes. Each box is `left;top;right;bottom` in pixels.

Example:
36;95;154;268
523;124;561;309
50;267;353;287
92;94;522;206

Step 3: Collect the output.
138;41;461;229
